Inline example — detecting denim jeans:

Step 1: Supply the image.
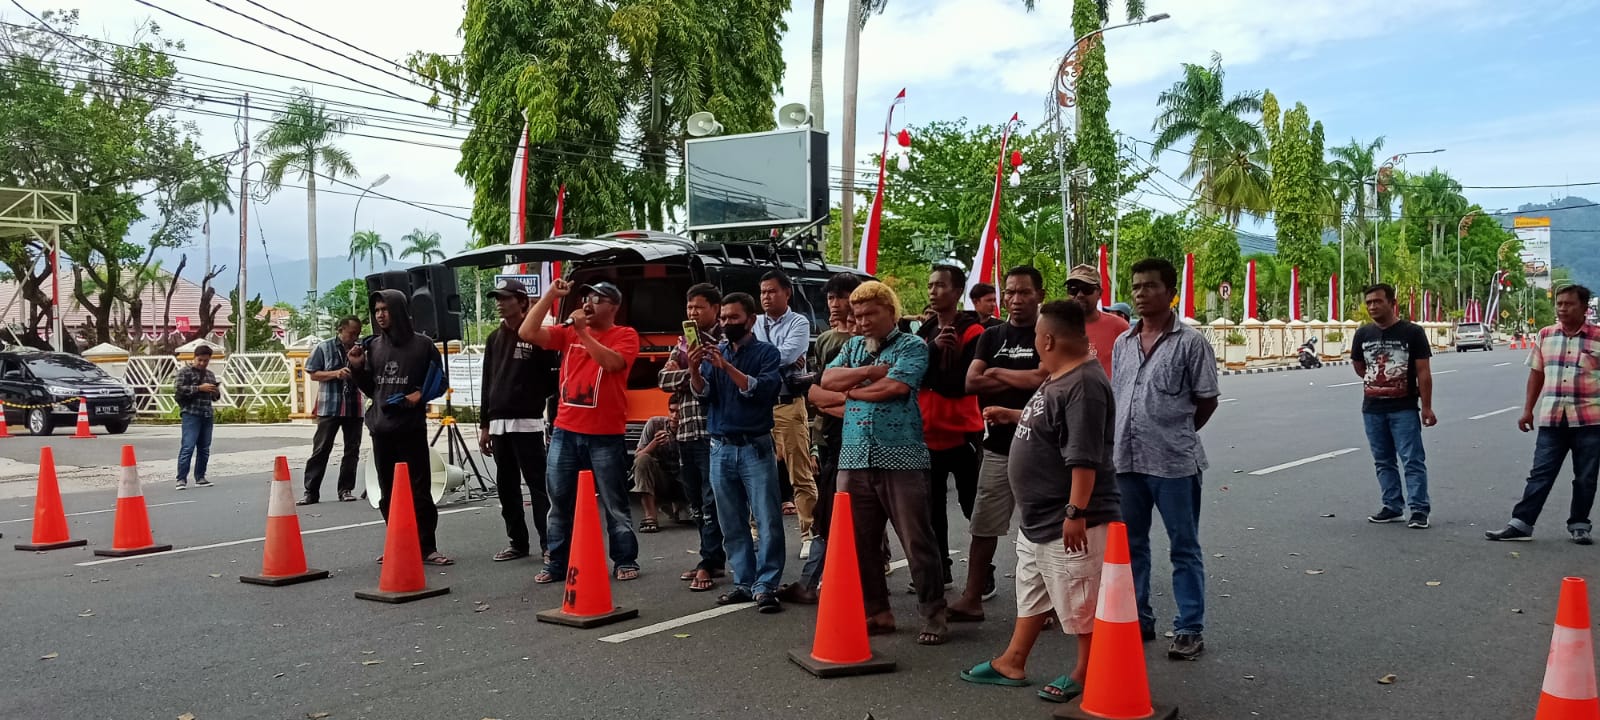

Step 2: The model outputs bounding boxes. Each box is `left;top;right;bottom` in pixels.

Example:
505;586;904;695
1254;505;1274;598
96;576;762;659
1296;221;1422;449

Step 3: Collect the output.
176;412;214;483
1362;409;1431;515
680;439;726;572
1509;425;1600;533
1117;472;1206;636
711;435;785;595
544;429;637;576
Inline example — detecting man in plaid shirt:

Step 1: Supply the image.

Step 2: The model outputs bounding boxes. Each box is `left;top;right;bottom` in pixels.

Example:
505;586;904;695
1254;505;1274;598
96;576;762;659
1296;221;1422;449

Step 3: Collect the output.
1487;284;1600;545
174;345;221;490
660;283;726;592
299;316;365;504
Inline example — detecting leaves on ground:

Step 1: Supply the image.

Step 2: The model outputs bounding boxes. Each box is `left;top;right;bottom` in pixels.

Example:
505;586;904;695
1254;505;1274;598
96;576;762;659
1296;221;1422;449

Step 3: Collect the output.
1425;580;1442;587
1378;674;1397;684
207;573;222;579
77;610;94;617
673;633;691;638
1320;513;1336;518
1305;569;1325;575
40;652;58;660
306;713;331;720
178;714;197;720
361;660;384;666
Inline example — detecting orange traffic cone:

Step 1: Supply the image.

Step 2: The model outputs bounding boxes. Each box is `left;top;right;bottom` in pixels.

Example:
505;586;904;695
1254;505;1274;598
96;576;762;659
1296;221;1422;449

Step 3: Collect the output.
355;462;449;603
92;446;172;557
1057;521;1178;720
241;456;329;587
1535;577;1599;720
790;491;896;677
0;401;12;438
69;397;94;439
537;470;638;628
15;447;87;551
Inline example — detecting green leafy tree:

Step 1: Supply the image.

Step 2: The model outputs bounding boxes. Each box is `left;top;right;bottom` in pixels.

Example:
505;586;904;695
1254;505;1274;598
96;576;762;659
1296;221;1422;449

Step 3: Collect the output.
399;228;446;263
1066;0;1145;259
223;289;279;352
1149;53;1268;226
256;88;360;307
1191;214;1243;319
1263;93;1326;279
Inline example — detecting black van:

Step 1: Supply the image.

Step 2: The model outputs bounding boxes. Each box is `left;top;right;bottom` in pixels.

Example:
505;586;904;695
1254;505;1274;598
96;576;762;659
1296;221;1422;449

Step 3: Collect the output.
448;230;865;442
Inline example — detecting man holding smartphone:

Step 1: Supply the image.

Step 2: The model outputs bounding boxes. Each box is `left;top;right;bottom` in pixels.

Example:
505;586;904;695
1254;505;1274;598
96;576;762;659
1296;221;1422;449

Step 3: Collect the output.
174;345;221;490
660;283;727;592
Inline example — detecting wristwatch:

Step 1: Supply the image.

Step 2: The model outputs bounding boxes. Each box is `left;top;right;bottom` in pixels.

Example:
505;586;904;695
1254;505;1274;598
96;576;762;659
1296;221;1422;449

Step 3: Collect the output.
1064;504;1082;520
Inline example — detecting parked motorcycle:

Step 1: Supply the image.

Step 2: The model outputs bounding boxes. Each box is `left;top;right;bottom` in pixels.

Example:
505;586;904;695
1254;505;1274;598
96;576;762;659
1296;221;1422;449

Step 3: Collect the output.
1298;337;1323;369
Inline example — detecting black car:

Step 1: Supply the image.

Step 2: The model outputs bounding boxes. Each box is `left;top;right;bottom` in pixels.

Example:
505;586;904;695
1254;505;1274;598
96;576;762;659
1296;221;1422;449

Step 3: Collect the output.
0;349;136;435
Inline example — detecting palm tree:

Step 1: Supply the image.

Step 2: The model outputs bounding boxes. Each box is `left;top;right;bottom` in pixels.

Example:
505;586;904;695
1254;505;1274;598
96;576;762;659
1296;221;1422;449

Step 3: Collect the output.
256;87;360;309
176;160;234;274
1326;136;1386;241
1404;168;1468;255
349;230;392;273
399;228;446;263
1149;53;1268;225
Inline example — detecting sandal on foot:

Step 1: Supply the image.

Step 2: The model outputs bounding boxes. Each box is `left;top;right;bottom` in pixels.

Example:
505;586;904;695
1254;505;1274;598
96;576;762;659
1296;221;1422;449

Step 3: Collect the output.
1038;676;1084;703
423;553;455;566
716;588;755;606
917;619;949;646
534;569;560;584
639;518;660;533
959;660;1030;687
614;566;640;581
781;502;798;516
680;568;726;581
493;548;530;562
689;572;716;592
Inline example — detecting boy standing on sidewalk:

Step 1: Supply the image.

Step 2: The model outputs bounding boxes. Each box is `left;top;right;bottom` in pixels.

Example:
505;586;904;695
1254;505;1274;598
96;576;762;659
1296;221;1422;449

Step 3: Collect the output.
174;345;220;489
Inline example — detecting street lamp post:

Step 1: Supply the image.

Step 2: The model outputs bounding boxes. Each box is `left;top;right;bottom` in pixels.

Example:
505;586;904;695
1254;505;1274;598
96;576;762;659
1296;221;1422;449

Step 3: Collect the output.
350;174;390;328
1052;12;1170;269
1366;148;1444;284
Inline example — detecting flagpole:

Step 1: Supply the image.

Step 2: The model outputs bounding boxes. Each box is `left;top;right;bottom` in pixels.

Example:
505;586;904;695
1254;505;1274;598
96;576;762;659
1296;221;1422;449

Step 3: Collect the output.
858;89;905;275
963;113;1019;315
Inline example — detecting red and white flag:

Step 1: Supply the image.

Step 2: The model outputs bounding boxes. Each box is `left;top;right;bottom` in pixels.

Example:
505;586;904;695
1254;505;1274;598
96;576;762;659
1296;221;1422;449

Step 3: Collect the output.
1245;259;1258;321
547;184;566;289
1329;273;1339;321
963;112;1020;317
1180;253;1196;320
1289;266;1301;321
1097;244;1111;310
508;119;532;276
858;89;905;276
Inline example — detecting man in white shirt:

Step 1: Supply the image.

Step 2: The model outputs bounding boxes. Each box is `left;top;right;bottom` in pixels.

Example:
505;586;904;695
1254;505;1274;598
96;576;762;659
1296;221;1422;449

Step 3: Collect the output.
757;270;818;555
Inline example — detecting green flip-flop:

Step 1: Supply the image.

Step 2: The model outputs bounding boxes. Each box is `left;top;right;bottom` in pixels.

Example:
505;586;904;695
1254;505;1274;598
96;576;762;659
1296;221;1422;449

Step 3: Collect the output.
1038;675;1084;703
959;660;1030;687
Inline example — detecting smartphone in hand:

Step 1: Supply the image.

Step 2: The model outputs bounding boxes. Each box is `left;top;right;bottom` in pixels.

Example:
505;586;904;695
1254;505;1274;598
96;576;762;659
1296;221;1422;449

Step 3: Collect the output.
682;320;700;348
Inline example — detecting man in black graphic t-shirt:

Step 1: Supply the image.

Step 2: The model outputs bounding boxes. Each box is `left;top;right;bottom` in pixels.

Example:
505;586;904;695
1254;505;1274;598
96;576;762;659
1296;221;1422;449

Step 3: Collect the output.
1351;283;1437;529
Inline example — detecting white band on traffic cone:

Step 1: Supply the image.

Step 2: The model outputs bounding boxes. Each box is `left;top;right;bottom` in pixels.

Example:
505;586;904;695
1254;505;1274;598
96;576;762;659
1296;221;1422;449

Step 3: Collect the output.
116;464;143;499
267;476;296;518
1095;561;1138;624
1543;624;1599;701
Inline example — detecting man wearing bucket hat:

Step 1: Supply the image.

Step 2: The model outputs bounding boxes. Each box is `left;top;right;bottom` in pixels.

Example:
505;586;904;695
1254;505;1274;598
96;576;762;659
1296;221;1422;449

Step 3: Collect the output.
480;278;560;563
1065;264;1129;376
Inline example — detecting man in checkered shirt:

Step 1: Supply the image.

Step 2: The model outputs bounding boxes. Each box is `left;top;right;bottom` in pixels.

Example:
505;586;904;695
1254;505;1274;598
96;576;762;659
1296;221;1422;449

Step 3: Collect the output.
1487;284;1600;545
660;283;727;592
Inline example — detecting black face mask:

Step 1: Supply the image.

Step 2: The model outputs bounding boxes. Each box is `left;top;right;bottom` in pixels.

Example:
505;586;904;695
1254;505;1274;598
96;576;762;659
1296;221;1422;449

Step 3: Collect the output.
723;322;750;343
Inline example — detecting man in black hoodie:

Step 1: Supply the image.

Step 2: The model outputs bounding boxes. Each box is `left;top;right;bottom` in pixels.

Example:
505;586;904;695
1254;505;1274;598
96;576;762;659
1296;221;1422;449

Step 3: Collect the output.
480;278;559;562
348;289;451;565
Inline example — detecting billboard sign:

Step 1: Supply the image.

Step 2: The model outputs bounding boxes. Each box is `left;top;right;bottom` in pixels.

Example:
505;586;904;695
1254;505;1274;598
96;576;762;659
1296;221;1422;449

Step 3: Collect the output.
1513;216;1552;289
684;128;829;232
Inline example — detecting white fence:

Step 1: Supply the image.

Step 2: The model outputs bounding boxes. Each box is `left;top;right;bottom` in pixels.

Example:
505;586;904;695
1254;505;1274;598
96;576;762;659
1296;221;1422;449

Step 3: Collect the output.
113;352;292;416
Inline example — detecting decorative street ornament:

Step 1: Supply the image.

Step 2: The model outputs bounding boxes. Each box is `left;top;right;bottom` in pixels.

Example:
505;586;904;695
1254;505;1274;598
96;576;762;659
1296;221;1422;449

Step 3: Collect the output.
857;88;906;276
1053;35;1100;109
894;128;912;171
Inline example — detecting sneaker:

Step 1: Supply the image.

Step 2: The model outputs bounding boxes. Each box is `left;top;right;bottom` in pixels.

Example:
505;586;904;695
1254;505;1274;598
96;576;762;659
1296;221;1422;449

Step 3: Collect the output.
1168;633;1205;661
1485;525;1533;541
195;478;213;488
1367;508;1404;523
799;539;812;560
981;565;999;601
174;482;187;491
1406;513;1429;529
1573;529;1594;546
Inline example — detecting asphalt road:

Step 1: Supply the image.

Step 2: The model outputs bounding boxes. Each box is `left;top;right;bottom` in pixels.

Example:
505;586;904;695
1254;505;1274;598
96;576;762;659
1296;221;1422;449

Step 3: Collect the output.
2;347;1594;720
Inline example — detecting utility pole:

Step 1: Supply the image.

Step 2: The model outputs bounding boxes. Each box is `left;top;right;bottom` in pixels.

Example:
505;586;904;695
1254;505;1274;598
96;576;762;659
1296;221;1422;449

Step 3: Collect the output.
839;0;862;267
236;93;250;354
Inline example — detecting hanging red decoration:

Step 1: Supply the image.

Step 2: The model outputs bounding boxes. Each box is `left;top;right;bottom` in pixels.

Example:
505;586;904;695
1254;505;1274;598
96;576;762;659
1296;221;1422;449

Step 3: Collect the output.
1010;150;1024;168
896;129;912;148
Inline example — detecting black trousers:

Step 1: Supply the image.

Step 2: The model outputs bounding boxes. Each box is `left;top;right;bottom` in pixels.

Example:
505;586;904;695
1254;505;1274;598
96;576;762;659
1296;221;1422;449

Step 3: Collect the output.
494;431;551;553
372;425;438;556
927;438;981;575
302;416;363;501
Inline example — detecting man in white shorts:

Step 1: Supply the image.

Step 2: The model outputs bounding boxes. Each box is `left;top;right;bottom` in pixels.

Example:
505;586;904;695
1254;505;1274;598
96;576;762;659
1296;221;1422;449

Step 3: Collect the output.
958;300;1119;704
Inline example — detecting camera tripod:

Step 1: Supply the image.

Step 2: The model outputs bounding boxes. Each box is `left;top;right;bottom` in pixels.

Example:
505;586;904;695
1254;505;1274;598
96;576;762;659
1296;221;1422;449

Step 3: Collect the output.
429;364;492;501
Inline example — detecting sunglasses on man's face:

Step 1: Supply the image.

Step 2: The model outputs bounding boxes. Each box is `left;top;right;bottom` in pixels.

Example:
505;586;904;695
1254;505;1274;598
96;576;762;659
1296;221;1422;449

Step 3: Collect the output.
585;294;616;305
1066;283;1099;296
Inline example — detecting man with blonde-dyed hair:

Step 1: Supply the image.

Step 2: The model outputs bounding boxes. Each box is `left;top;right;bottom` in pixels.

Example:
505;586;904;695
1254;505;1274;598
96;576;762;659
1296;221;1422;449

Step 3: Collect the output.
822;280;949;645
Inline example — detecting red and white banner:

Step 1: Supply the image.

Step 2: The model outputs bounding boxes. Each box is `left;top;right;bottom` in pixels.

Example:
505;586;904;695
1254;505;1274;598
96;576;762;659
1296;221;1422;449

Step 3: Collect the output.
962;112;1020;318
1097;244;1111;310
1288;266;1301;321
1244;259;1258;321
1180;253;1196;320
1423;290;1432;322
858;89;905;276
547;184;566;288
508;119;532;276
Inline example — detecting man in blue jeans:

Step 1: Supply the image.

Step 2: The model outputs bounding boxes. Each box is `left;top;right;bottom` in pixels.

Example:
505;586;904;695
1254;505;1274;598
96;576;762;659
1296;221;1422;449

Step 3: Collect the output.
660;283;727;592
1351;283;1437;530
519;278;643;584
691;292;785;613
1110;258;1219;661
173;345;220;490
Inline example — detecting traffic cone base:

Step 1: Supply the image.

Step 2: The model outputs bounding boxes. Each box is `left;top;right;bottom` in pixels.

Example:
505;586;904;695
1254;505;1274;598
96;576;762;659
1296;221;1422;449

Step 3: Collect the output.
1054;701;1179;720
243;568;330;587
537;469;635;629
16;538;88;552
355;585;451;603
93;542;172;558
789;491;896;678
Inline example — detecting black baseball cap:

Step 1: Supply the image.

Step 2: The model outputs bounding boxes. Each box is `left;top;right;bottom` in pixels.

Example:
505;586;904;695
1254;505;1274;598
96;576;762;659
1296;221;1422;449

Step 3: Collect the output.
582;281;623;304
486;277;530;299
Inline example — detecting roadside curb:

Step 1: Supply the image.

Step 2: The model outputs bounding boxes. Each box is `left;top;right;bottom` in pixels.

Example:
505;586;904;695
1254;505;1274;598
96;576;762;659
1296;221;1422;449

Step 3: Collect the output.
1222;360;1352;376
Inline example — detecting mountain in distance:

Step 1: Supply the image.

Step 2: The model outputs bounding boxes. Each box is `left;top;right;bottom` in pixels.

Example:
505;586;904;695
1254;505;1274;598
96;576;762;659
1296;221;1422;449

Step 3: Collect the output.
148;247;416;306
1503;196;1600;291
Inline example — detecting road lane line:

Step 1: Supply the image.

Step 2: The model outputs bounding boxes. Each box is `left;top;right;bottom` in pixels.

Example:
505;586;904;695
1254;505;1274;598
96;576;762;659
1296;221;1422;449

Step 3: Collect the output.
1494;362;1511;367
1;500;196;524
1433;370;1458;375
1470;406;1519;420
599;553;954;643
1326;381;1362;388
1249;448;1360;476
73;506;484;566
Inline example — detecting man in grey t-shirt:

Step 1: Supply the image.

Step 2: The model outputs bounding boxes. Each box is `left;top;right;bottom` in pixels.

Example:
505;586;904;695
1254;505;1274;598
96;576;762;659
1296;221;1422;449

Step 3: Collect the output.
959;301;1117;702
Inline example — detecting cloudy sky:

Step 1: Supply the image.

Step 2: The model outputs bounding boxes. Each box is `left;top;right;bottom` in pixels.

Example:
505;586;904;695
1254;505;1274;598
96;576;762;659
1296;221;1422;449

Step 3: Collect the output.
23;0;1600;290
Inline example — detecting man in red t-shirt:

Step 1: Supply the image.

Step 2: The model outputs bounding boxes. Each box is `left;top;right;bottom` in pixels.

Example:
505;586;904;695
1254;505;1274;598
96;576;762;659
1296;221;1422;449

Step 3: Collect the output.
1065;264;1129;376
519;278;643;584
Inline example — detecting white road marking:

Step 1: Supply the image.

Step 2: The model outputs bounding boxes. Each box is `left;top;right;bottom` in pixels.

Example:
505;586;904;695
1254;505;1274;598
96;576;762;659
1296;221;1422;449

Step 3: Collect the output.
73;506;484;566
1470;406;1519;421
1249;448;1360;476
1494;362;1511;367
0;500;196;524
1326;381;1363;388
598;553;951;643
1433;370;1458;375
1220;398;1238;404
